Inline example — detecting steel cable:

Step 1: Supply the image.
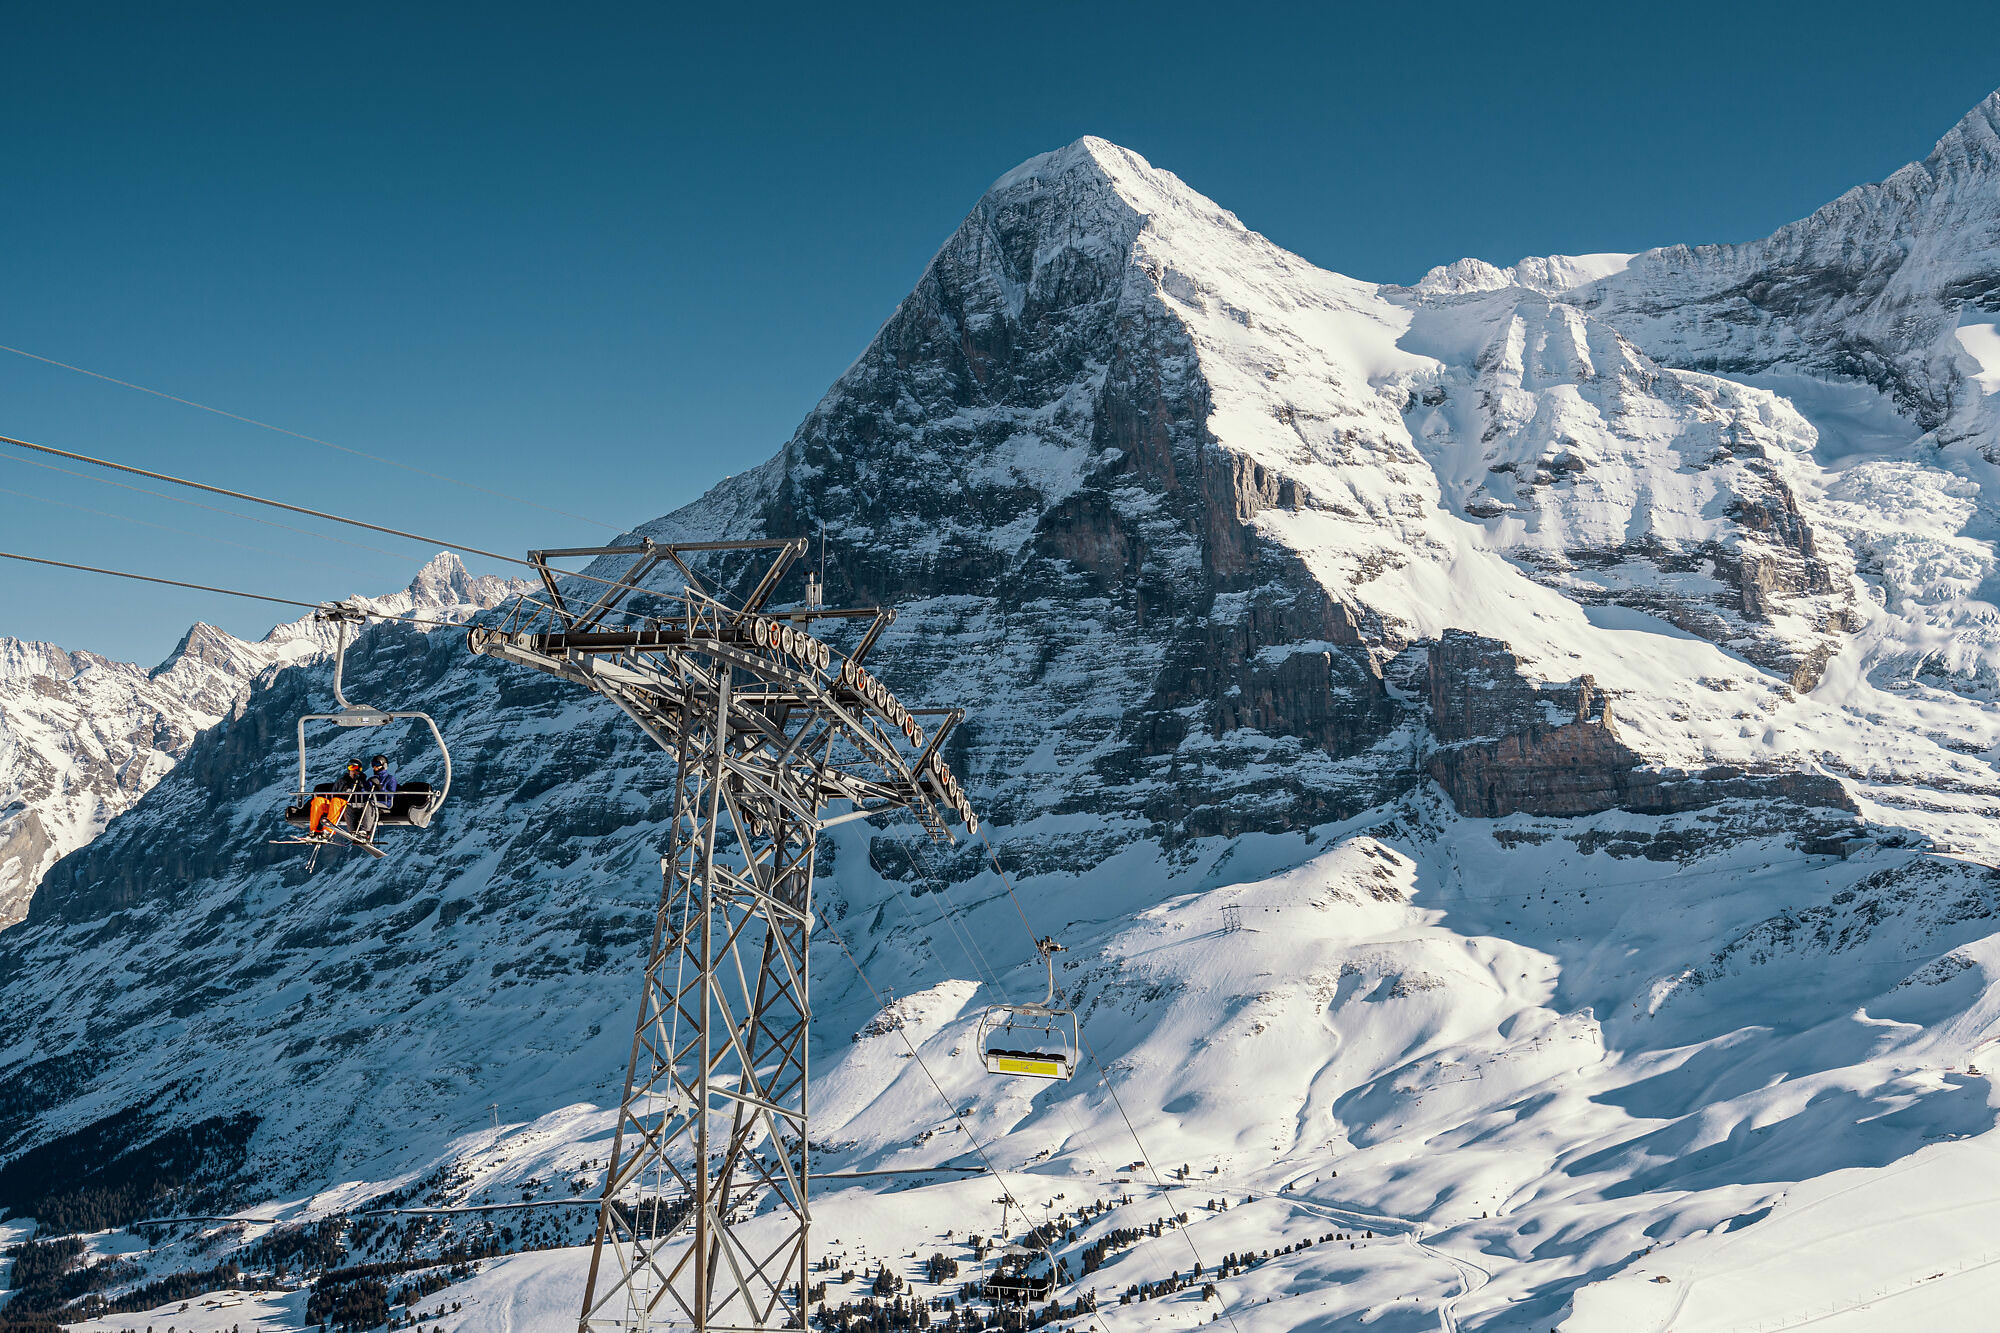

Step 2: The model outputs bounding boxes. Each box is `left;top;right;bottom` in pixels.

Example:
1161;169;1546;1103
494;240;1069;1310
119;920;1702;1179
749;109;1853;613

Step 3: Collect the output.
0;340;619;530
968;826;1247;1333
1;451;411;556
0;431;747;618
0;549;475;629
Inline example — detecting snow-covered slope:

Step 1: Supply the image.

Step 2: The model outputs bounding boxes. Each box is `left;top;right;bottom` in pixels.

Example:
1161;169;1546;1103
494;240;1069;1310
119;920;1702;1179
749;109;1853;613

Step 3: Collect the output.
0;553;515;927
10;93;2000;1333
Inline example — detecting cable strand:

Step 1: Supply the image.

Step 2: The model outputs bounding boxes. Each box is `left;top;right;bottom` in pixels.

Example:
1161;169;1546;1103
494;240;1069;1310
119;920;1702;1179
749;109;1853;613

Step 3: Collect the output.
0;431;717;614
0;550;324;610
1;450;410;556
0;341;619;530
0;431;533;566
0;549;481;629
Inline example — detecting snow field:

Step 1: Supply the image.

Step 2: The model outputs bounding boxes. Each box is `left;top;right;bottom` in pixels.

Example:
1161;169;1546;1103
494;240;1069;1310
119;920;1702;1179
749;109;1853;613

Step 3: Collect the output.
359;812;1999;1332
67;1287;312;1333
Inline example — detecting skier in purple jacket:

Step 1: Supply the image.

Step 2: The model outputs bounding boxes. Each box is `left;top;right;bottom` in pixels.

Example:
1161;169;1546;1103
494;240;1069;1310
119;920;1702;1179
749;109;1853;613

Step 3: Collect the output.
368;754;399;811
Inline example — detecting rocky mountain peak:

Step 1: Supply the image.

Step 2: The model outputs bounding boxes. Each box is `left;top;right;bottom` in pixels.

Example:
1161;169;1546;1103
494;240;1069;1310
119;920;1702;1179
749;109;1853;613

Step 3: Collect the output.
1540;86;2000;436
1915;87;2000;184
396;551;510;611
151;621;251;677
985;135;1251;240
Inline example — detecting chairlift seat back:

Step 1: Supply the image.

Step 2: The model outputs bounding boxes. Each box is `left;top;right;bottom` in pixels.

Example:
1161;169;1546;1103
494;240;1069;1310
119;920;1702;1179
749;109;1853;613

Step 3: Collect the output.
283;781;339;828
376;780;439;828
982;1047;1071;1080
283;779;439;830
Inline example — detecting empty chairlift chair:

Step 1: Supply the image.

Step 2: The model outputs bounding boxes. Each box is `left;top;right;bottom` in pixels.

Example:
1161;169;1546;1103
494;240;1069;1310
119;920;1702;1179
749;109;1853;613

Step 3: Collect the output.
977;937;1077;1081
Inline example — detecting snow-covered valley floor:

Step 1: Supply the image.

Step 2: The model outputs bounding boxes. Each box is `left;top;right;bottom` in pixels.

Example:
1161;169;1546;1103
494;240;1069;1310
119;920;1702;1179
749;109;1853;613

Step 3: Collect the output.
23;804;2000;1333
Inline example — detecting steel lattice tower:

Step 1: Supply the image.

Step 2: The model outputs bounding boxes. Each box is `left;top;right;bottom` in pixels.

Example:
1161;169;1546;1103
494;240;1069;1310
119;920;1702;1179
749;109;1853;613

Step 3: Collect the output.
469;537;974;1333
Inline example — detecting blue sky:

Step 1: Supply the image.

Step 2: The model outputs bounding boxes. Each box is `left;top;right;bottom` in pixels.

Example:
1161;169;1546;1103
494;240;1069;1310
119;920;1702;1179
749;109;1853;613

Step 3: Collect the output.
2;2;1995;662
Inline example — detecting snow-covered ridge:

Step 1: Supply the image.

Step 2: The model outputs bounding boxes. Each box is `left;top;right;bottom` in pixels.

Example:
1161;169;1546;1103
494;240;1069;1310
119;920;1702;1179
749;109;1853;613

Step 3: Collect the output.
0;552;516;927
1553;91;2000;436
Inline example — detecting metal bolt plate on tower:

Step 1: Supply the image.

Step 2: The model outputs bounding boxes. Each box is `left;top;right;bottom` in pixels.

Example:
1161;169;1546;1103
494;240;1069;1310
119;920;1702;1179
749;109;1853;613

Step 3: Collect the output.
468;537;972;1333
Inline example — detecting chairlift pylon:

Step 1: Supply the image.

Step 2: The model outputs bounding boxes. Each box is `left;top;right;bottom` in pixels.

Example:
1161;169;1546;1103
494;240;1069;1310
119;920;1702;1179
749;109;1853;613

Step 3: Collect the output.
977;937;1077;1081
274;601;451;863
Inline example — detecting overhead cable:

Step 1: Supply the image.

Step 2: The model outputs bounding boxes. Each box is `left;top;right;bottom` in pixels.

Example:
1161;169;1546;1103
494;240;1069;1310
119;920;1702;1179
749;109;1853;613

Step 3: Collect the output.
1;451;408;556
0;549;472;629
0;433;688;610
0;550;325;610
0;341;619;530
0;431;533;568
970;824;1247;1333
815;918;1022;1216
892;823;1124;1185
0;484;321;568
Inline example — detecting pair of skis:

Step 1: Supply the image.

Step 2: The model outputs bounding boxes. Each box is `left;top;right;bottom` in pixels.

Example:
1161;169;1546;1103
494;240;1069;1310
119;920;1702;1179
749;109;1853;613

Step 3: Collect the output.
270;819;386;871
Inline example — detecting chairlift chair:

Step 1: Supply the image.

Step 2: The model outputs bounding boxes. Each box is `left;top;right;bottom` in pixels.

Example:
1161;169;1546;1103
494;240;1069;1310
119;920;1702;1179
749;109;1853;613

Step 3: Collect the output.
977;938;1077;1081
983;1241;1057;1305
275;603;451;861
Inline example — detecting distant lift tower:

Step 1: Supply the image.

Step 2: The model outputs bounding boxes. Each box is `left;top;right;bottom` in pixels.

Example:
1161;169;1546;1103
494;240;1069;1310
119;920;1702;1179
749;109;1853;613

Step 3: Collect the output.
468;537;976;1333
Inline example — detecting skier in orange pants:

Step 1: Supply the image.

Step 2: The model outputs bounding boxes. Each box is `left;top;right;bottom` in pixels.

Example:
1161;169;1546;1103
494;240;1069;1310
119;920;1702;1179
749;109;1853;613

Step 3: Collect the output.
308;761;368;837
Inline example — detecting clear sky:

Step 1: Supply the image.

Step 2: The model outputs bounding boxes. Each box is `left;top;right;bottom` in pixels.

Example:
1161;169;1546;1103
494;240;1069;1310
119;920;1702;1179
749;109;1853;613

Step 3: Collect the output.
2;2;1995;663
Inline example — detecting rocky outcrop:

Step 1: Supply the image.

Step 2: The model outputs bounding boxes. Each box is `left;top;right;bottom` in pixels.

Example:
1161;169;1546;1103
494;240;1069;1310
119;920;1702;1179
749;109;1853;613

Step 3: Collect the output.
1395;287;1855;695
729;138;1411;843
1425;631;1854;818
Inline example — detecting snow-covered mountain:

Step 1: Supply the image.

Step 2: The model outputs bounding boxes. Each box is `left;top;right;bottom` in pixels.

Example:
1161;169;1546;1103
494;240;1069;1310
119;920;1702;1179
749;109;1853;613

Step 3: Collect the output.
0;553;516;927
9;93;2000;1332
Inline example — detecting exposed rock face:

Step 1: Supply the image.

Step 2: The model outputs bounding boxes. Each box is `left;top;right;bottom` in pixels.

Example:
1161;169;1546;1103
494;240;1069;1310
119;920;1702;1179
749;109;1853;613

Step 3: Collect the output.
1425;629;1635;817
1392;286;1855;693
700;140;1416;846
1425;630;1857;818
1569;92;2000;437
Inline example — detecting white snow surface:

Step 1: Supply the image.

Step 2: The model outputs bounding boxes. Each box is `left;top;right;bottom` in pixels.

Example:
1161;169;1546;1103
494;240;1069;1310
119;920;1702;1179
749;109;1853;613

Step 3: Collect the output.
13;96;2000;1333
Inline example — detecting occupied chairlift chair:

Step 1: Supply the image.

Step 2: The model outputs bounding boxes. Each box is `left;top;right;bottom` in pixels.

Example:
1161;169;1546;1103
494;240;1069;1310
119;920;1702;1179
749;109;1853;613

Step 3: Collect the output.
984;1241;1058;1304
977;937;1078;1080
277;603;451;860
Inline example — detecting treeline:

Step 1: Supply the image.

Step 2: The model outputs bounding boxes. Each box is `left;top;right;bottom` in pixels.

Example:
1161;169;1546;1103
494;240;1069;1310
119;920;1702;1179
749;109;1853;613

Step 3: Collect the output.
815;1293;1097;1333
308;1277;390;1331
7;1236;285;1321
1075;1226;1140;1277
5;1238;85;1295
309;1252;491;1291
0;1110;259;1236
392;1263;475;1308
307;1260;476;1331
21;1186;153;1240
0;1314;66;1333
243;1218;346;1273
1;1237;107;1313
96;1261;251;1317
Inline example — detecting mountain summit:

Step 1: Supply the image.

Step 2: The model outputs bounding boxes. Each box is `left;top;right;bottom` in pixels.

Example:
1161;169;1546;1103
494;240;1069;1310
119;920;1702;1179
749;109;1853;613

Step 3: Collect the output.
9;94;2000;1330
